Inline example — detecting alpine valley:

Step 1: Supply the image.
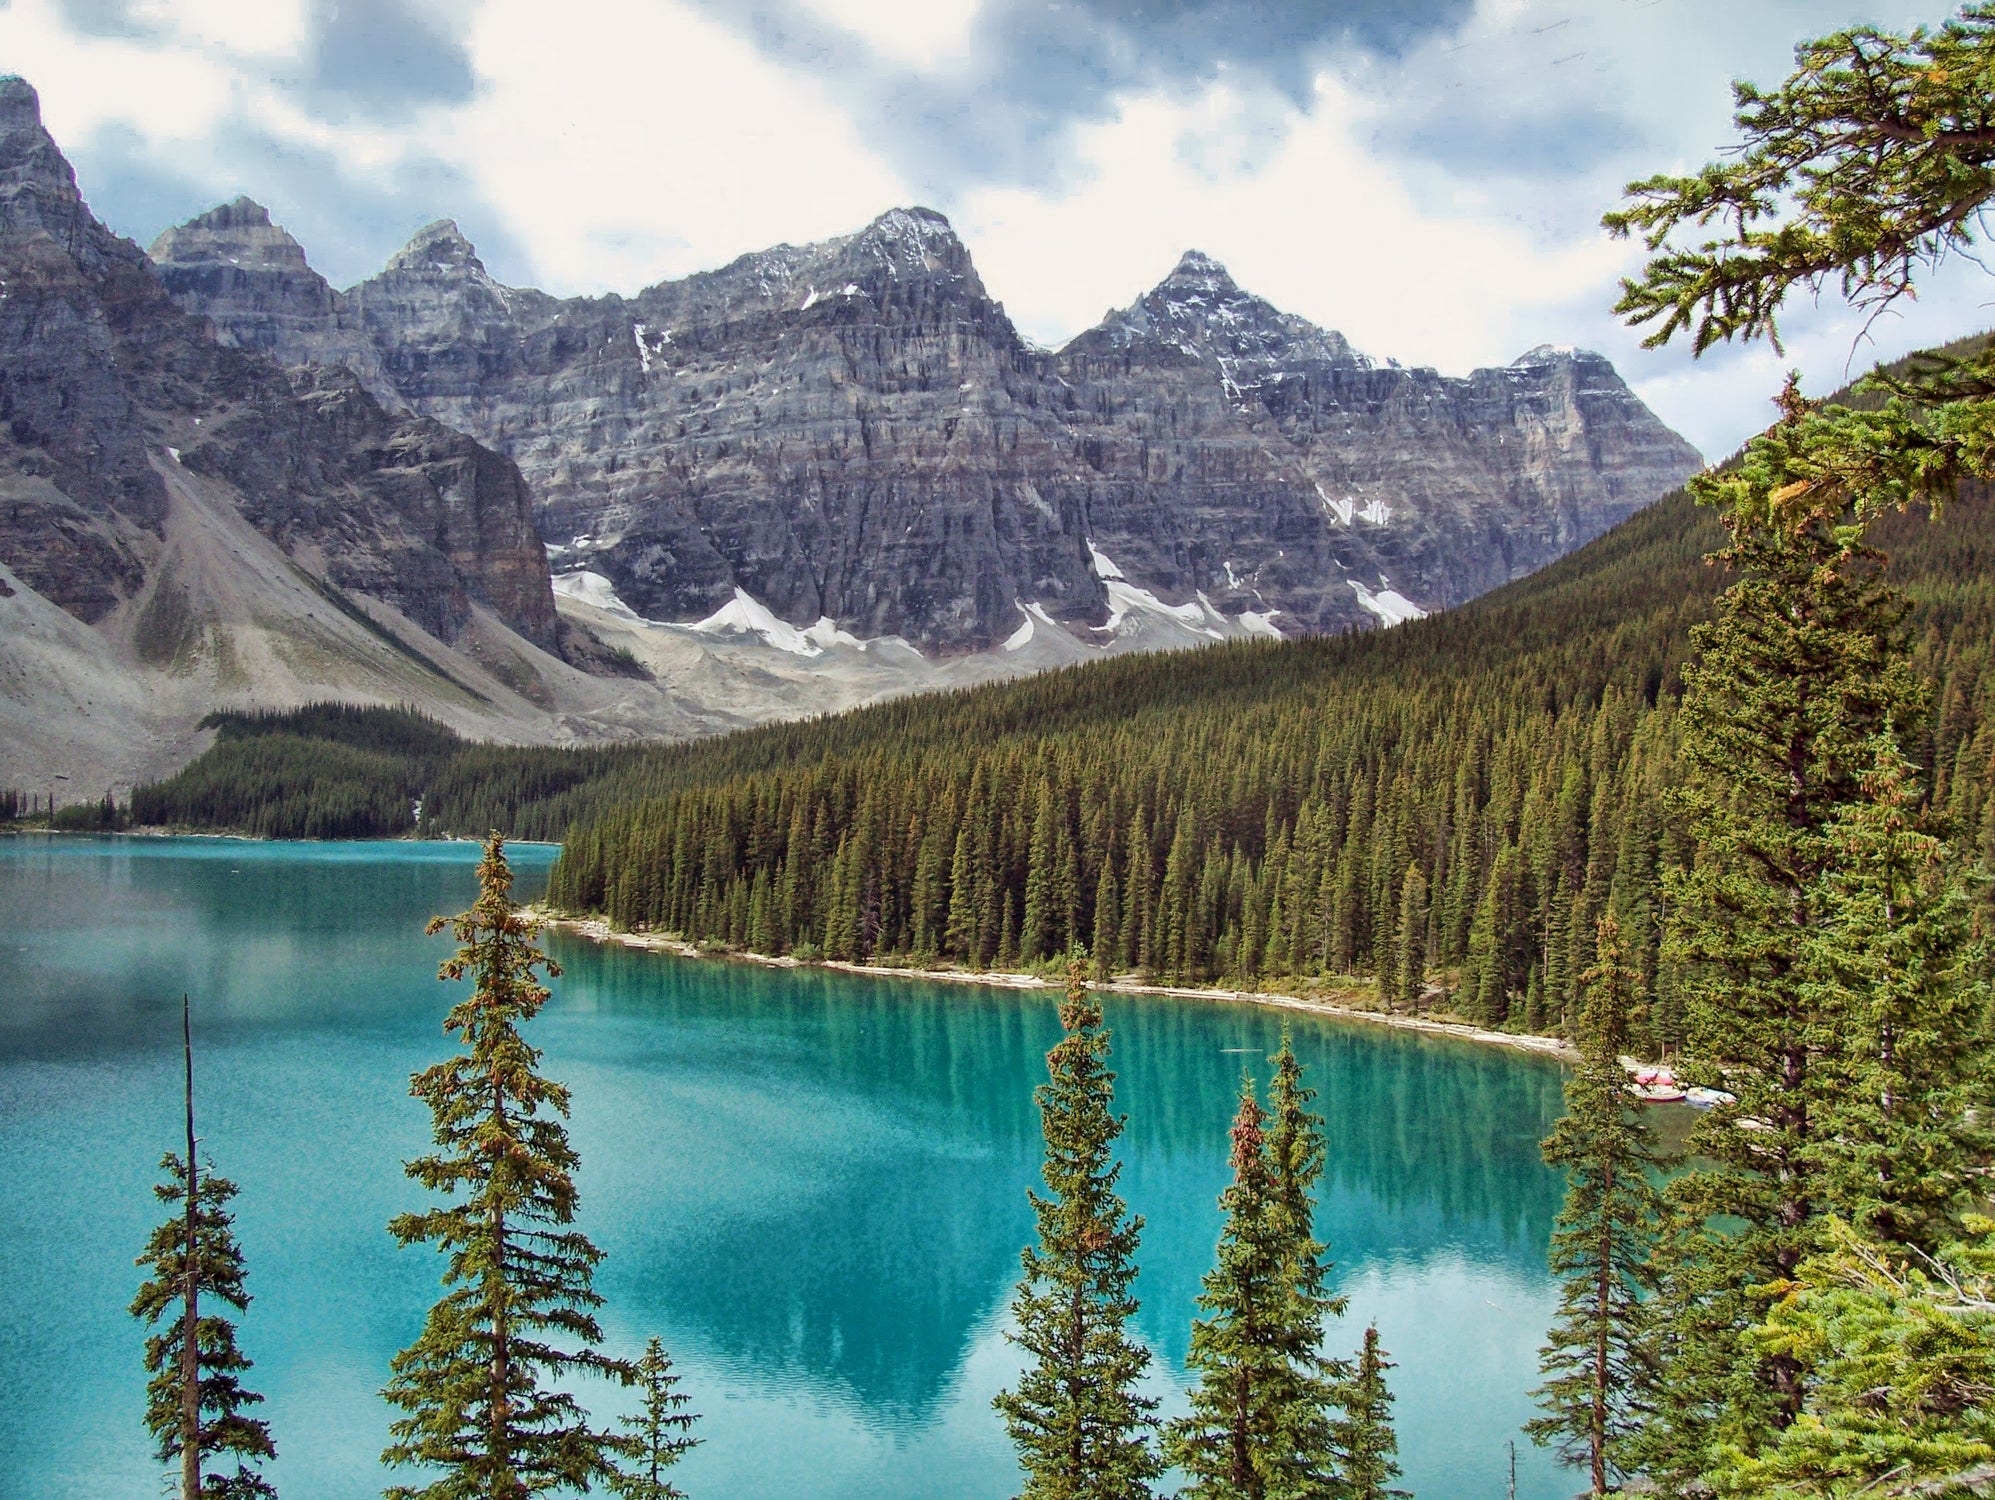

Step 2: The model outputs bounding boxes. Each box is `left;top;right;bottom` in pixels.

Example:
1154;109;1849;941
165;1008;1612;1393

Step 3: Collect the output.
0;76;1699;794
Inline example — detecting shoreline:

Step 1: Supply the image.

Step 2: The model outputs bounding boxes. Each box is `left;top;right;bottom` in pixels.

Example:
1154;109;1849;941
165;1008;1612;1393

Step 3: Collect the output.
541;914;1579;1065
0;826;564;847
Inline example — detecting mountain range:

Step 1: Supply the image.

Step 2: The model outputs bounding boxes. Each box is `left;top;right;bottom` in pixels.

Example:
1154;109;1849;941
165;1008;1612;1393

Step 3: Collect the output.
0;74;1701;795
152;197;1701;651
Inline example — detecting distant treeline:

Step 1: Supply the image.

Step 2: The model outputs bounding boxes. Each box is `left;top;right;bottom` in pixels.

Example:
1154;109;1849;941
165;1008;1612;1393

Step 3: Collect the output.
130;704;644;841
2;787;127;829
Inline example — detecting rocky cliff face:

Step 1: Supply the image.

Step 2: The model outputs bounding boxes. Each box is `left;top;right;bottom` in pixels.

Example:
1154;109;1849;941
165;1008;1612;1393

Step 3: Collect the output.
154;201;1703;655
147;197;396;401
0;80;559;651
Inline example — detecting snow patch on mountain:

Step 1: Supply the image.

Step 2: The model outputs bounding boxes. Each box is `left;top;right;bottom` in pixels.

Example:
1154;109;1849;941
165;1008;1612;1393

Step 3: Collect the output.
1315;484;1356;526
1004;601;1063;652
553;570;638;618
689;588;871;657
1348;579;1426;628
1103;579;1219;637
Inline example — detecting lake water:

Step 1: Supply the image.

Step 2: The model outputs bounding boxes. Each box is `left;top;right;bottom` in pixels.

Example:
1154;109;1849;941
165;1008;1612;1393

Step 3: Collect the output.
0;836;1573;1499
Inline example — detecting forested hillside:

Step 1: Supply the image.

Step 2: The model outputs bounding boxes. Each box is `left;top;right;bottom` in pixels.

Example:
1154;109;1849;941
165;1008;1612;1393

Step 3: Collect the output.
540;477;1995;1050
129;705;637;840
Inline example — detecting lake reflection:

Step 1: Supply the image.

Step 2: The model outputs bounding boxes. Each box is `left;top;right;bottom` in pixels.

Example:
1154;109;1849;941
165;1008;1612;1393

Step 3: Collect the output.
0;836;1569;1499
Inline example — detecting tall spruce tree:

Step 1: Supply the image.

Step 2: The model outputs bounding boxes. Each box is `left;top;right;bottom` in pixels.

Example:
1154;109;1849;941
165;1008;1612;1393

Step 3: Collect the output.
131;995;277;1500
1639;380;1929;1475
1608;4;1995;1471
1166;1072;1345;1499
1527;915;1665;1496
1265;1030;1351;1490
608;1338;700;1500
1328;1326;1403;1500
383;834;634;1500
1392;865;1429;1012
995;960;1159;1500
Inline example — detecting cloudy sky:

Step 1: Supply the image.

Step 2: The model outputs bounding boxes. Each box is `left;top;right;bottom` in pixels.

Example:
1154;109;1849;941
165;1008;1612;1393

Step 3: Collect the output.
1;0;1986;456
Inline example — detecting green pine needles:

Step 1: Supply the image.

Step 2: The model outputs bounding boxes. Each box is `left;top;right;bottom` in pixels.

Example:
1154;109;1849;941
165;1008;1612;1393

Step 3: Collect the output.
1167;1030;1351;1499
996;960;1161;1500
1609;5;1995;1490
607;1338;701;1500
1711;1217;1995;1496
131;997;276;1500
383;833;636;1500
1327;1326;1404;1500
1528;915;1665;1496
1605;6;1995;359
132;1157;278;1500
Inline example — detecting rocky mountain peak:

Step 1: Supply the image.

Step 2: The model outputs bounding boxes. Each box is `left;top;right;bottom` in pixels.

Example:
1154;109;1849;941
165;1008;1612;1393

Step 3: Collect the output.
849;205;981;286
150;196;313;272
192;195;272;230
1071;248;1365;377
385;219;488;278
0;75;46;136
1161;248;1238;297
0;75;89;242
1510;342;1601;367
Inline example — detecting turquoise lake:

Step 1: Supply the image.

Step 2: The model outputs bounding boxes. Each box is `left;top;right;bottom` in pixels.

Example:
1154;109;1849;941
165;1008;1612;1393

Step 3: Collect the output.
0;836;1574;1499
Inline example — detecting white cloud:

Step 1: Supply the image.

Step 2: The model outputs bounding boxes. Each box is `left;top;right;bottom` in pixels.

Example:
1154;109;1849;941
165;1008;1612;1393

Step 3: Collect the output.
790;0;984;69
132;0;313;59
954;77;1629;371
0;0;241;145
450;0;909;294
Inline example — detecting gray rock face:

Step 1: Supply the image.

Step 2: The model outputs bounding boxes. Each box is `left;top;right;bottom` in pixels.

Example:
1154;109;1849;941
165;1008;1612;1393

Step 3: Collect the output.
0;80;558;650
148;197;396;402
155;202;1704;654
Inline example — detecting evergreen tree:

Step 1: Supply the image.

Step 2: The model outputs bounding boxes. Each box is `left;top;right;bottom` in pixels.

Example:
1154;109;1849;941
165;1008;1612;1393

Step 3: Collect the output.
1265;1030;1350;1490
1710;1217;1995;1499
1328;1326;1404;1500
1527;915;1665;1496
1804;735;1990;1259
1642;385;1926;1467
131;995;277;1500
995;960;1159;1500
608;1338;700;1500
383;834;634;1500
1166;1074;1344;1499
1608;4;1995;1469
1392;865;1428;1011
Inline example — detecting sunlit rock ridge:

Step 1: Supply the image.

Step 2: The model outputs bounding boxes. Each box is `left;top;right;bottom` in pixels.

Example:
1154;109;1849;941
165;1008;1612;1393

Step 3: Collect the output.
153;202;1703;654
